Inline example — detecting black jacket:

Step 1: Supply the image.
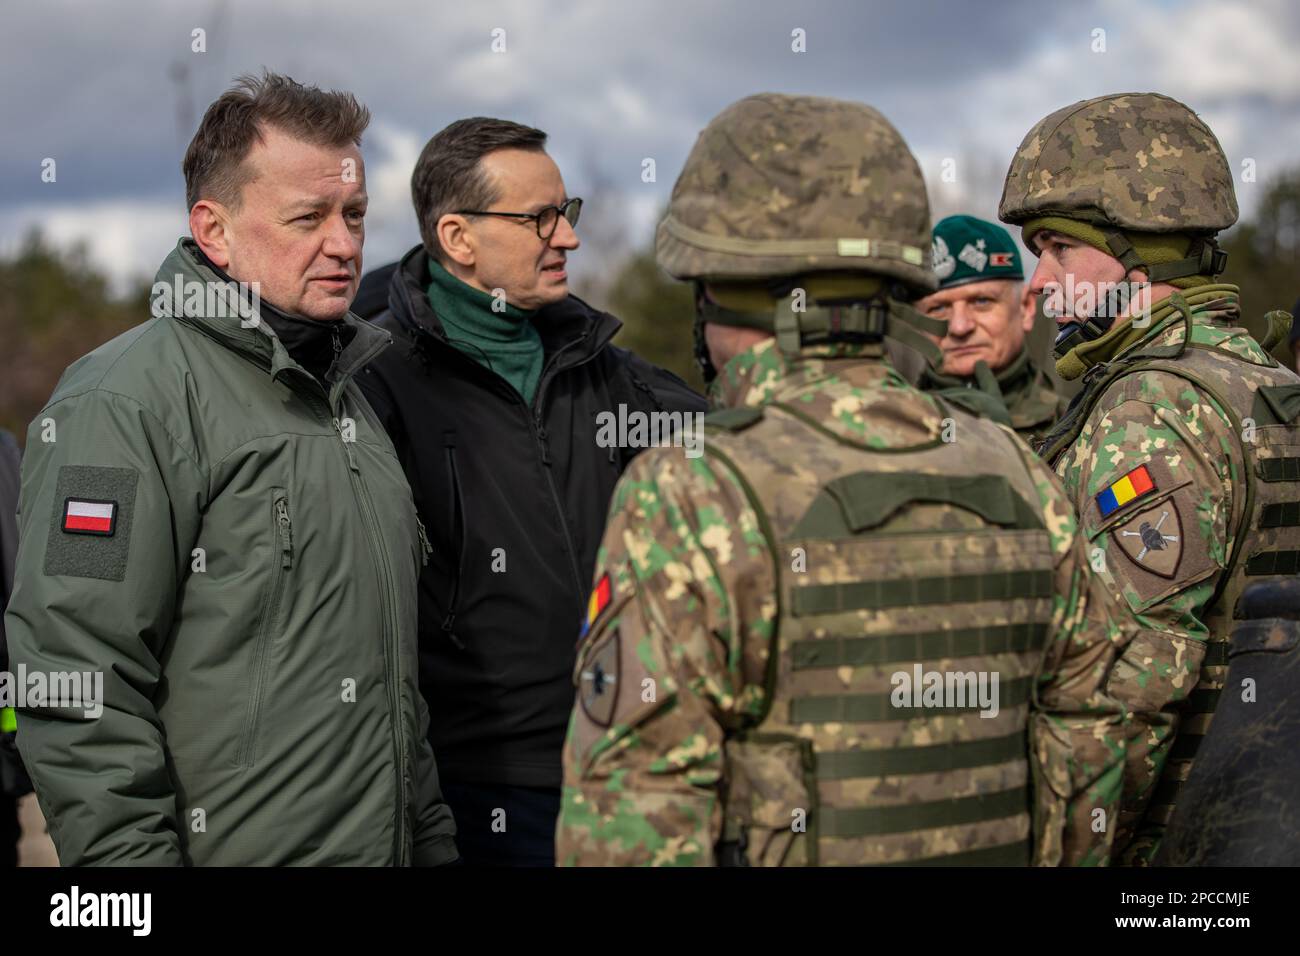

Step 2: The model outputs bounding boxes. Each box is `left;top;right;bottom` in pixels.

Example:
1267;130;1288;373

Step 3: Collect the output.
359;247;706;788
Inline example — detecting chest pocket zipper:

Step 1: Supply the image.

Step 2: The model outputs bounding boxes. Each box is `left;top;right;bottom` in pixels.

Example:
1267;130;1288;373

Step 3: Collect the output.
237;487;293;768
443;431;467;650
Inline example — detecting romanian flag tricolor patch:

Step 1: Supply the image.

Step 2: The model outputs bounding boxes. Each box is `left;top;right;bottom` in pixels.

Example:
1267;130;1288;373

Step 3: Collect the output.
1096;464;1156;518
581;573;613;638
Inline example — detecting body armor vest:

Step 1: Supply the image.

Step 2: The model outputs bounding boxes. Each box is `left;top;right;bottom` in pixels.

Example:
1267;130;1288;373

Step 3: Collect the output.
1039;333;1300;842
704;388;1058;866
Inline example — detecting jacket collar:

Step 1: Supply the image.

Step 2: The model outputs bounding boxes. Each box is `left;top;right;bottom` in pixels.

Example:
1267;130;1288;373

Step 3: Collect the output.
712;337;943;448
921;345;1036;395
387;244;621;369
159;239;391;402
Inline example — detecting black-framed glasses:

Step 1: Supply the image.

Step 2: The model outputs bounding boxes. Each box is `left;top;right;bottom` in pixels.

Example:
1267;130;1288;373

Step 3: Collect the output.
457;197;582;240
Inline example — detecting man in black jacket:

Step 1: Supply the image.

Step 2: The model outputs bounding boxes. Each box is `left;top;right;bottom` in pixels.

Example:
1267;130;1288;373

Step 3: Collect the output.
359;117;705;866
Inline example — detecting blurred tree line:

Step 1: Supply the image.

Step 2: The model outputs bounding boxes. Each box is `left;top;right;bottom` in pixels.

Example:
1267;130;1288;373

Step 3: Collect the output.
1;170;1295;443
1221;168;1300;368
0;232;150;441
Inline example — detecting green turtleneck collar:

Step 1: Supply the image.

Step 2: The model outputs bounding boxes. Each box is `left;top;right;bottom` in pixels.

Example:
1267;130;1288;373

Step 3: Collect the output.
427;258;544;404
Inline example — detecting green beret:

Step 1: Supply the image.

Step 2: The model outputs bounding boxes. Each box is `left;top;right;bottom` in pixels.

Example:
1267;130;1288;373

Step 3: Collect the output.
931;214;1023;289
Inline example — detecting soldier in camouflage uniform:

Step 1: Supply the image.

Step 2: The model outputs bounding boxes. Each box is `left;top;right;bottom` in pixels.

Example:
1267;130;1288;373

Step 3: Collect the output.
999;91;1300;865
556;93;1132;867
914;215;1067;444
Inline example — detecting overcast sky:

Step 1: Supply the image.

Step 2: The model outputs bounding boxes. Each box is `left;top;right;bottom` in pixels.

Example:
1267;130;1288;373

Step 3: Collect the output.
3;0;1297;293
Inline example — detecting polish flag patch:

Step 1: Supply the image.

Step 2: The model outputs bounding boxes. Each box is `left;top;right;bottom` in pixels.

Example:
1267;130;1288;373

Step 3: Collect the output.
62;498;117;536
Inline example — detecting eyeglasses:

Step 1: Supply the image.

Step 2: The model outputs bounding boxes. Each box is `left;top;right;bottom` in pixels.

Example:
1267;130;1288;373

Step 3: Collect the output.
457;197;582;240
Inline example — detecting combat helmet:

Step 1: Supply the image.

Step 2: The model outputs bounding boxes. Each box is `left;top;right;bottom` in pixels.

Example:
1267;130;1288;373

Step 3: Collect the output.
999;92;1237;356
656;92;945;380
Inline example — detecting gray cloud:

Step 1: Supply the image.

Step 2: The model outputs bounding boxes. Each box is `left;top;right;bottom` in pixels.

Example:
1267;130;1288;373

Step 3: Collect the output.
2;0;1296;290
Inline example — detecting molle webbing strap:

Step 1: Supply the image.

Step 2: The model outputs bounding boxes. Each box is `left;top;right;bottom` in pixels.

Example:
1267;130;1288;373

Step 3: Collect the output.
814;731;1028;778
790;621;1049;669
817;787;1029;837
1259;502;1300;528
791;569;1054;617
1258;458;1300;482
875;840;1030;866
1245;551;1300;575
1159;660;1227;764
1186;687;1223;713
1200;641;1231;667
790;674;1034;723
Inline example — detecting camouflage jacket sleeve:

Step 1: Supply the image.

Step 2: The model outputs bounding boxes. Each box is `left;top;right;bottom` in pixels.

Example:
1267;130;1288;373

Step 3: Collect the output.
556;446;777;866
1010;435;1131;866
1053;370;1238;856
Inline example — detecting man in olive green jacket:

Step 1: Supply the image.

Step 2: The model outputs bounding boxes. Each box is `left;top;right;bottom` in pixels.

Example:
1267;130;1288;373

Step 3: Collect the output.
3;72;456;866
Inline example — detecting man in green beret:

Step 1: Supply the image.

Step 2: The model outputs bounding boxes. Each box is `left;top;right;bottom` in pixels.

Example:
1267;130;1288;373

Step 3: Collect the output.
914;214;1066;443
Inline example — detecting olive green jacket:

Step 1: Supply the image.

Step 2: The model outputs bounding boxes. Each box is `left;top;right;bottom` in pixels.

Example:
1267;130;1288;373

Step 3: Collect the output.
4;239;456;865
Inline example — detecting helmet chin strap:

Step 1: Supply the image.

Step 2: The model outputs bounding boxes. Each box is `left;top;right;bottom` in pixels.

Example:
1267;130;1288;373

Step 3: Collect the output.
1051;314;1117;361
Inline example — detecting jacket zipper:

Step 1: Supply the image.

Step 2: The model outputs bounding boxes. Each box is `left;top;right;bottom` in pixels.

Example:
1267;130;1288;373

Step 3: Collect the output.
237;488;293;768
320;336;412;866
347;448;409;866
529;340;603;604
441;431;467;649
297;373;409;866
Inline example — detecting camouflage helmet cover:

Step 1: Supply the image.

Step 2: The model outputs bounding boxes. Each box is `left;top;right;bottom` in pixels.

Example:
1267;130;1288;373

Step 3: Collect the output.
998;92;1238;234
657;93;936;292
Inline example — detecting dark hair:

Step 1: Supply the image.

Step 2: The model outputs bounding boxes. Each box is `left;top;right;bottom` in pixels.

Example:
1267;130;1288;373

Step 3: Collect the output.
410;117;548;261
182;70;370;211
